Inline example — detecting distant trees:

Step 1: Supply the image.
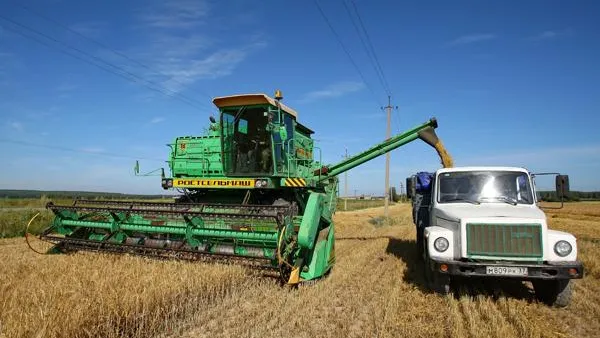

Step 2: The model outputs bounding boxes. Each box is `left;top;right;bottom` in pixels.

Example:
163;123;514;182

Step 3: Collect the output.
537;191;600;202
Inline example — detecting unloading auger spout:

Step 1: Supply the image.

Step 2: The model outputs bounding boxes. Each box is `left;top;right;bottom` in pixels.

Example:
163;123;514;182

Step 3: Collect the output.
313;118;453;181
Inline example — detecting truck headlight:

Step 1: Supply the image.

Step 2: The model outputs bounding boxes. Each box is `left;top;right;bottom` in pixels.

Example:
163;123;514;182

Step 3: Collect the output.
554;240;572;257
434;237;449;252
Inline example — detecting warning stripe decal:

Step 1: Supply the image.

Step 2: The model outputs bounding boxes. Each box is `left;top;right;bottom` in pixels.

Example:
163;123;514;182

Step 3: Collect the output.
284;178;307;187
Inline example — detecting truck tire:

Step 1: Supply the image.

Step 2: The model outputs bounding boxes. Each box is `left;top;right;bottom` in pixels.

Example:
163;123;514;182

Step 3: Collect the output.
416;223;424;261
424;247;450;294
532;279;573;307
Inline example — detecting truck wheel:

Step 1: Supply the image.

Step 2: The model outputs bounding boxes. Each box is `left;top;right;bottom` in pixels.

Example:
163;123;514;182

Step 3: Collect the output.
424;248;450;294
532;279;573;307
416;225;424;261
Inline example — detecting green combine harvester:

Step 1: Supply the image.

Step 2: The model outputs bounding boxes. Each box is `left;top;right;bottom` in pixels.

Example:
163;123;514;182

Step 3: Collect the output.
32;90;446;285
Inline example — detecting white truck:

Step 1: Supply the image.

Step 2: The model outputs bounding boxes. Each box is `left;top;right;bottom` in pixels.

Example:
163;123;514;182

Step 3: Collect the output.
407;167;584;307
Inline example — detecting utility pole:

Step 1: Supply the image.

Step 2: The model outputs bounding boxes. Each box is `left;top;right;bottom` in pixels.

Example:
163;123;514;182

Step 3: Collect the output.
399;182;404;203
344;147;348;211
382;96;397;217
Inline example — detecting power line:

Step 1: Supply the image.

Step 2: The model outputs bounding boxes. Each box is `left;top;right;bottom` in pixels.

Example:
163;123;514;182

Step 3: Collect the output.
313;0;382;107
0;139;165;162
349;0;392;95
341;0;390;96
10;1;215;103
0;15;213;111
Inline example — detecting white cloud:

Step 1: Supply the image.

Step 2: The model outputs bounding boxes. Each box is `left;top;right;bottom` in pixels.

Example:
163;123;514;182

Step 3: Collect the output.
139;0;210;29
447;33;496;46
9;121;23;131
150;117;165;124
131;0;267;94
157;47;253;92
528;29;573;41
299;81;365;103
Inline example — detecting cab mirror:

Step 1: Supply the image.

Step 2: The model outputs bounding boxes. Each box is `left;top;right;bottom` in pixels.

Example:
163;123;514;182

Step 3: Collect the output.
556;175;570;199
134;160;140;175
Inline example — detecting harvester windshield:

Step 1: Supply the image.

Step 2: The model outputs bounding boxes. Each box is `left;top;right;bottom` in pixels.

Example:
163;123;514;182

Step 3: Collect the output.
221;107;274;175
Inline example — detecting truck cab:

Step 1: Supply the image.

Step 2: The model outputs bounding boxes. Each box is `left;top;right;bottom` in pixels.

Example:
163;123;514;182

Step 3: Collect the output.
407;166;584;307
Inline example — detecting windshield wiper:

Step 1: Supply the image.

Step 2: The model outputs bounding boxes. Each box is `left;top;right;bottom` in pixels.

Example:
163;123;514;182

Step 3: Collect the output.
479;196;518;206
233;106;246;124
443;198;480;205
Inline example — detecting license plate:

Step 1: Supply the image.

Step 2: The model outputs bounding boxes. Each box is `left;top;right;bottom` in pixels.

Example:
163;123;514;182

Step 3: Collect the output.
485;266;528;276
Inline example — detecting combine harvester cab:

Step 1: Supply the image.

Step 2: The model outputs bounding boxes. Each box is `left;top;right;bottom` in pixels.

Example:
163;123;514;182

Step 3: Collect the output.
33;90;449;285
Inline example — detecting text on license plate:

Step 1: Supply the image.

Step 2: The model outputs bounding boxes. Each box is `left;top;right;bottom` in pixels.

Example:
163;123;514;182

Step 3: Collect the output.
485;266;528;276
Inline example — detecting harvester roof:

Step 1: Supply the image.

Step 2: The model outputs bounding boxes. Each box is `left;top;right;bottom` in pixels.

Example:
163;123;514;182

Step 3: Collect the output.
212;93;299;118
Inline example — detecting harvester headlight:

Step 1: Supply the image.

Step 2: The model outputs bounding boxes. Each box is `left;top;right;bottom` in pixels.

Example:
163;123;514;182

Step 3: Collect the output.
554;240;572;257
161;179;173;189
254;179;268;188
433;237;449;252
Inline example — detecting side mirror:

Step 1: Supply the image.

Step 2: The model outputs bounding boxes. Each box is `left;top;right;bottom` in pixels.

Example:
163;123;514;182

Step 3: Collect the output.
556;175;570;199
134;160;140;175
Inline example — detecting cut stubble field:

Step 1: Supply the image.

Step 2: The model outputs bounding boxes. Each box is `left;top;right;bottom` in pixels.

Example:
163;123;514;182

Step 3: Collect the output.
1;203;599;338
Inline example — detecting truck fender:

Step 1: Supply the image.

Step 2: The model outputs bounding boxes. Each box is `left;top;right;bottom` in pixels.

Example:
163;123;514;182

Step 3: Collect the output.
546;230;578;262
424;226;454;260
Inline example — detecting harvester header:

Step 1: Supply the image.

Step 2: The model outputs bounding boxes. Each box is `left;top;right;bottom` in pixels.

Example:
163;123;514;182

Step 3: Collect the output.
30;90;451;285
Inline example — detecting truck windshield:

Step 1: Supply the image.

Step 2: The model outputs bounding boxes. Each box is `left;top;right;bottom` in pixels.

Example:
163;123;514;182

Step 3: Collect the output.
438;171;534;205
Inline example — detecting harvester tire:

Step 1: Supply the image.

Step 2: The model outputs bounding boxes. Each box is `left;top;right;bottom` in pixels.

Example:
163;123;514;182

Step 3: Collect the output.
533;279;573;307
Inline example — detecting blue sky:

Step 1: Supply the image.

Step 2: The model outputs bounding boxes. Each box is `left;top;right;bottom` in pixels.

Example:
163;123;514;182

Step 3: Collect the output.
1;0;599;194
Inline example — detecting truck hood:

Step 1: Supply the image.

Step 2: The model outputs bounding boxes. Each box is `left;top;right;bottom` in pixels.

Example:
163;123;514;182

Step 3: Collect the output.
435;203;546;222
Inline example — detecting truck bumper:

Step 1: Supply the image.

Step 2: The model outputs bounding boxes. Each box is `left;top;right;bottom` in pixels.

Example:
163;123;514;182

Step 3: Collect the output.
429;258;584;280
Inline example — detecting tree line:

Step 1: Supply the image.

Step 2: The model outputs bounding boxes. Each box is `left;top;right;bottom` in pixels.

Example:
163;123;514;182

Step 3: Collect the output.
387;187;600;203
536;191;600;202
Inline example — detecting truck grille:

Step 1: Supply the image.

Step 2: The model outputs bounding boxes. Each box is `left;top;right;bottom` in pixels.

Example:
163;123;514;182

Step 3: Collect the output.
466;223;542;258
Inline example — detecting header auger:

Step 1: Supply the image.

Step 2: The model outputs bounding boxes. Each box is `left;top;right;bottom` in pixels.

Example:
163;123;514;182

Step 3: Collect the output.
30;90;450;285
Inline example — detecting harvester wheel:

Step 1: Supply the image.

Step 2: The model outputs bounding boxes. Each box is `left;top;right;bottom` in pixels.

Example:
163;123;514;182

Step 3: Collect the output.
278;264;293;286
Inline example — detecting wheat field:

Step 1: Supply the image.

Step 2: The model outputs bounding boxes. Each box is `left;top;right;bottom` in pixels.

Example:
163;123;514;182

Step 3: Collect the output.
1;202;599;338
